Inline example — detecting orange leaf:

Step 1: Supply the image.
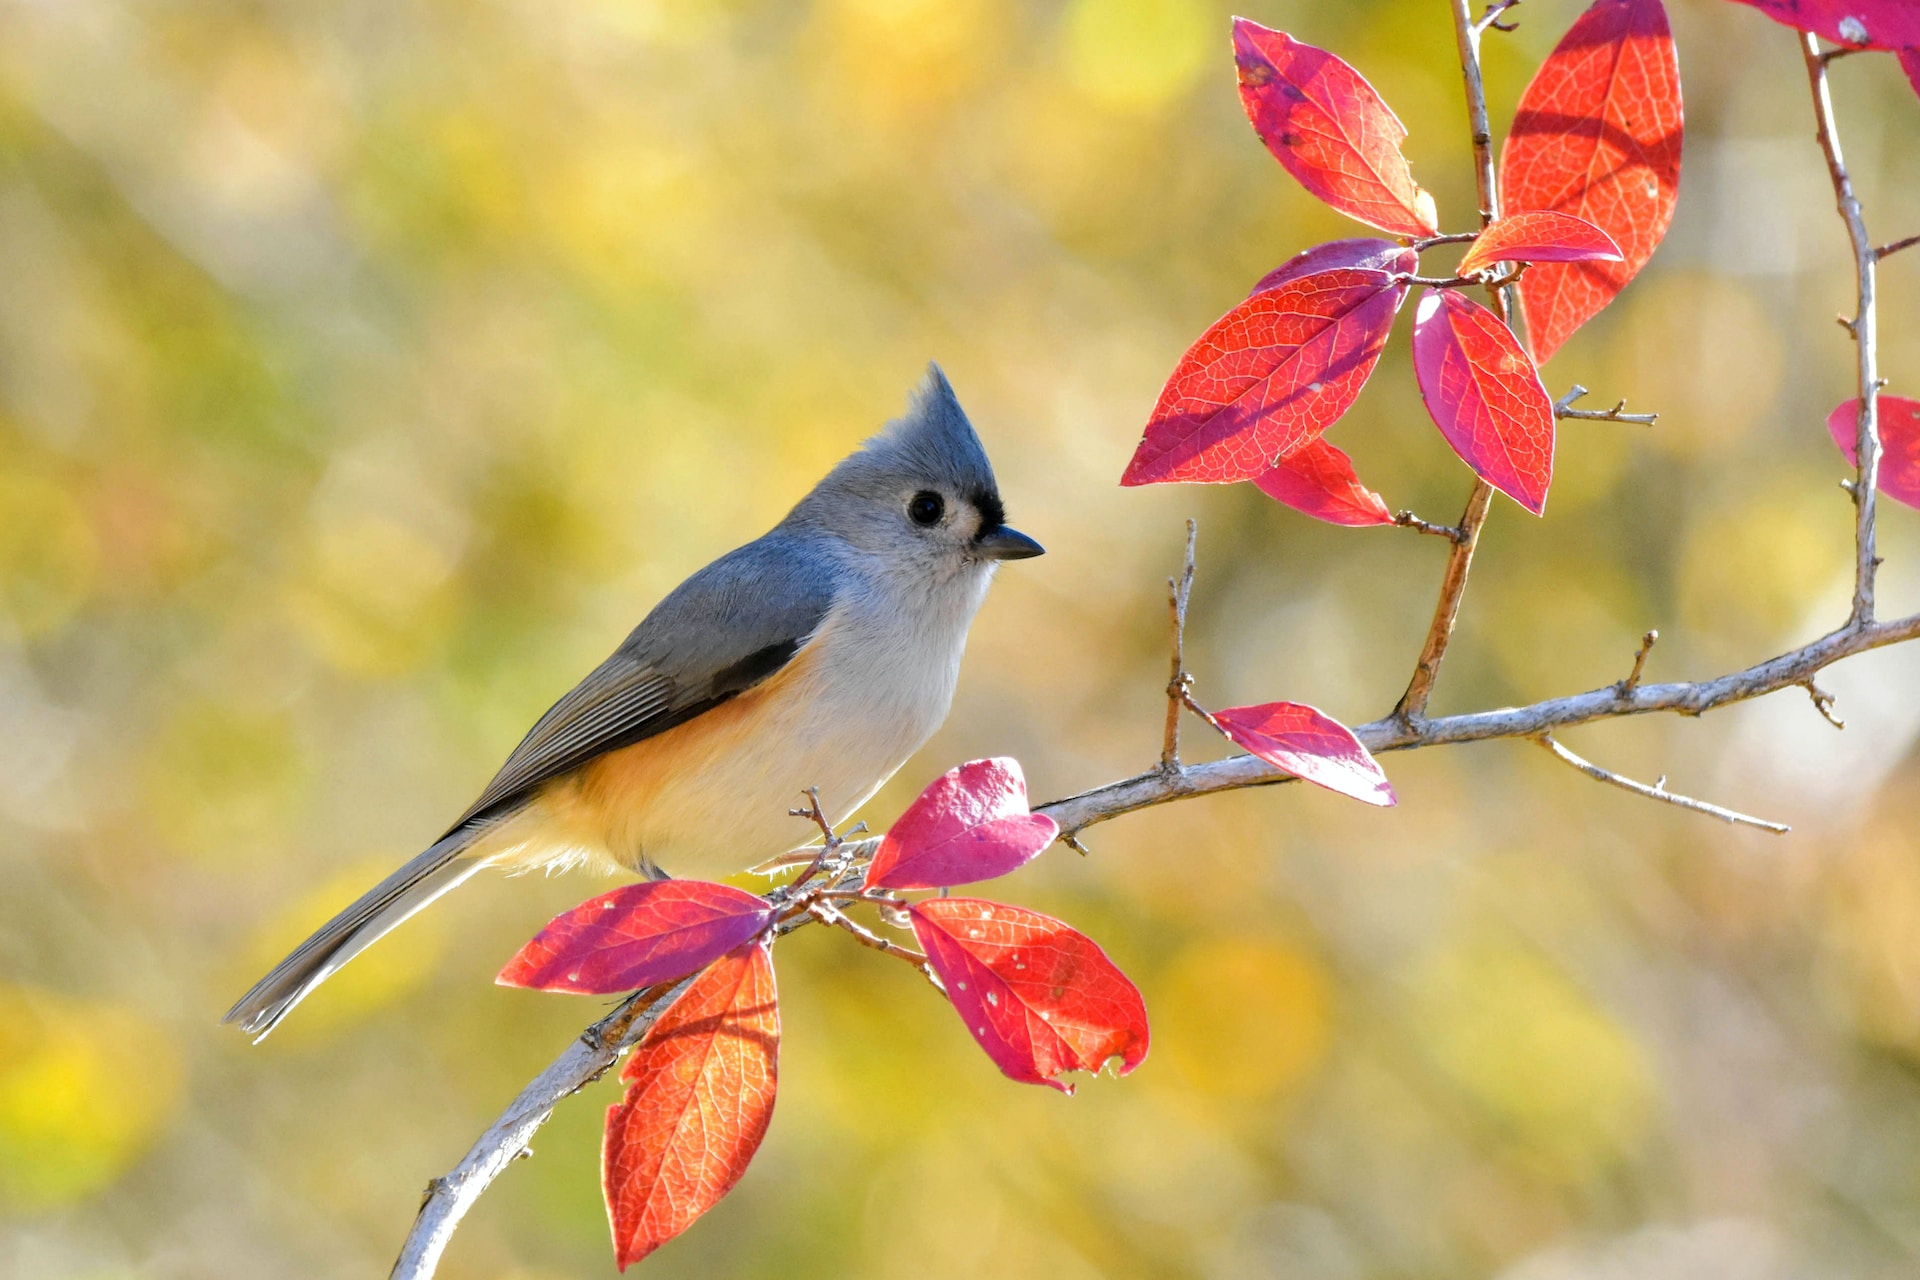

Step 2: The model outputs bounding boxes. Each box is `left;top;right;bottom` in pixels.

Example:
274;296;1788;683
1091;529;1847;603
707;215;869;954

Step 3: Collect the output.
602;944;779;1269
1500;0;1682;361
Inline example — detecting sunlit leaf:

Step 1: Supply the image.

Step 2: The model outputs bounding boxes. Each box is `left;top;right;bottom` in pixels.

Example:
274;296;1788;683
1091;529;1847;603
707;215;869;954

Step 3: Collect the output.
1252;438;1394;527
1204;701;1396;807
1232;18;1440;236
1122;270;1406;485
868;758;1057;891
1454;210;1623;278
1725;0;1920;47
1828;395;1920;510
498;880;774;995
910;898;1148;1093
603;944;779;1270
1412;289;1556;515
1252;238;1419;295
1501;0;1682;361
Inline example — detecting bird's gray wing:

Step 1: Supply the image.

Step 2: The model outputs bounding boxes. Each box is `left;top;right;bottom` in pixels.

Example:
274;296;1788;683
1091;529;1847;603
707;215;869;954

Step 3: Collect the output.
444;532;840;834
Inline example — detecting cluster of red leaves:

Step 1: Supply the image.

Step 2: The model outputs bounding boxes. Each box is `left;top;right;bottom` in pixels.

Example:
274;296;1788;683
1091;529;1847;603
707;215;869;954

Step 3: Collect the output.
1123;3;1684;520
498;758;1146;1268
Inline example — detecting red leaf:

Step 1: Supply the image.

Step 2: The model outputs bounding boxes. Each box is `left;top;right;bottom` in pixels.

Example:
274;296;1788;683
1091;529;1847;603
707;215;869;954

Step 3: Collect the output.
1455;210;1623;277
1829;395;1920;510
1253;238;1419;295
868;758;1058;891
603;943;779;1269
1233;18;1440;236
1725;0;1920;47
1500;0;1682;361
1411;288;1556;515
1122;270;1406;486
1253;437;1394;527
498;880;774;995
1900;47;1920;98
910;898;1148;1093
1205;701;1396;807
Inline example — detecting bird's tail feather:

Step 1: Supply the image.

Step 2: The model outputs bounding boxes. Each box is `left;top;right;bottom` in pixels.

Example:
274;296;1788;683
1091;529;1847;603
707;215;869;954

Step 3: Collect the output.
223;827;490;1041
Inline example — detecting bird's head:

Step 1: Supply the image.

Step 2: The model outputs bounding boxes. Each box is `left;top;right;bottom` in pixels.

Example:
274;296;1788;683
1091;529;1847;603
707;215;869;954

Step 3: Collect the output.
786;364;1043;584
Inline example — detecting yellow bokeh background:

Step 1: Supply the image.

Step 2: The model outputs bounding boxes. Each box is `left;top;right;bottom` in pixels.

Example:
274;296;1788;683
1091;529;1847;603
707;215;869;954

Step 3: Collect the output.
4;0;1920;1276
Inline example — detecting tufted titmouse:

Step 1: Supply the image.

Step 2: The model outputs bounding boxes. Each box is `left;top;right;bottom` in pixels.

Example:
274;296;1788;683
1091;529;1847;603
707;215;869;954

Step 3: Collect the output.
225;365;1041;1039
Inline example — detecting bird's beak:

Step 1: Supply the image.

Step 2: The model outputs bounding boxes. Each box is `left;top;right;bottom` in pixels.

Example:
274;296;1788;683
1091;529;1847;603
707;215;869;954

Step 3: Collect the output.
975;525;1045;561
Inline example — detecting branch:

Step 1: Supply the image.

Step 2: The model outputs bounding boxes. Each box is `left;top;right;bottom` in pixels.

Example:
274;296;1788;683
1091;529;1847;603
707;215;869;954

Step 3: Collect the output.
389;978;694;1280
1619;629;1658;694
1043;610;1920;837
1396;0;1510;722
1801;33;1883;627
1161;520;1197;769
1876;233;1920;261
1534;733;1790;834
1394;510;1467;542
1555;384;1658;426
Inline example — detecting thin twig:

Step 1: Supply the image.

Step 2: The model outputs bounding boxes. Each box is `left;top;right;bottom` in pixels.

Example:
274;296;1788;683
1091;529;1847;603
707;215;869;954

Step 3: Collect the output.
1394;511;1467;542
1535;734;1790;833
1404;266;1527;289
806;902;943;993
1396;0;1509;723
1876;233;1920;261
1802;678;1845;729
1412;230;1484;249
1802;33;1882;628
1619;630;1659;695
1555;384;1659;426
1161;519;1197;770
1473;0;1522;35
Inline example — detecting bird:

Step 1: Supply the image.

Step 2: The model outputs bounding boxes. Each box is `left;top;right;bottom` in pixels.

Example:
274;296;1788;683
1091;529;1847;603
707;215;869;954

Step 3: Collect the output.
225;364;1043;1040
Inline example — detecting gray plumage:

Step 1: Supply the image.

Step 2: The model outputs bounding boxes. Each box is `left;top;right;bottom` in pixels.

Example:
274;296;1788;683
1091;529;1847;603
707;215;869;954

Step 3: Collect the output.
225;364;1041;1040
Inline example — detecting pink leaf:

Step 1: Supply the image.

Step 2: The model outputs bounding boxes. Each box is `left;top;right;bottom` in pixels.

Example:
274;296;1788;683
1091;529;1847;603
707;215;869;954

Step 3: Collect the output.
1253;238;1420;295
1455;210;1624;277
1122;270;1406;486
1253;438;1394;527
1501;0;1682;361
1828;395;1920;510
1725;0;1920;47
1411;288;1556;516
868;758;1058;891
498;880;775;995
1233;18;1440;236
1205;701;1396;807
910;898;1149;1093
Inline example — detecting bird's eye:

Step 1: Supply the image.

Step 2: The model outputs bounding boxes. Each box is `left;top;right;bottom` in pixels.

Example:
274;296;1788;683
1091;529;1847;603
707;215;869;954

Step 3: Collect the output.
907;491;945;526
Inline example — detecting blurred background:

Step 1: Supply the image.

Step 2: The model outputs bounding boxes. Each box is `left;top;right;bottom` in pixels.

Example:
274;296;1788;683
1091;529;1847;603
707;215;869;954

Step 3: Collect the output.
3;0;1920;1276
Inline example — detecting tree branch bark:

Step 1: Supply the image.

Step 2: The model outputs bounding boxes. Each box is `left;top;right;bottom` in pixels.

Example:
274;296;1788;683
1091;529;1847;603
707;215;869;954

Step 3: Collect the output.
1394;0;1510;722
1801;32;1883;627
